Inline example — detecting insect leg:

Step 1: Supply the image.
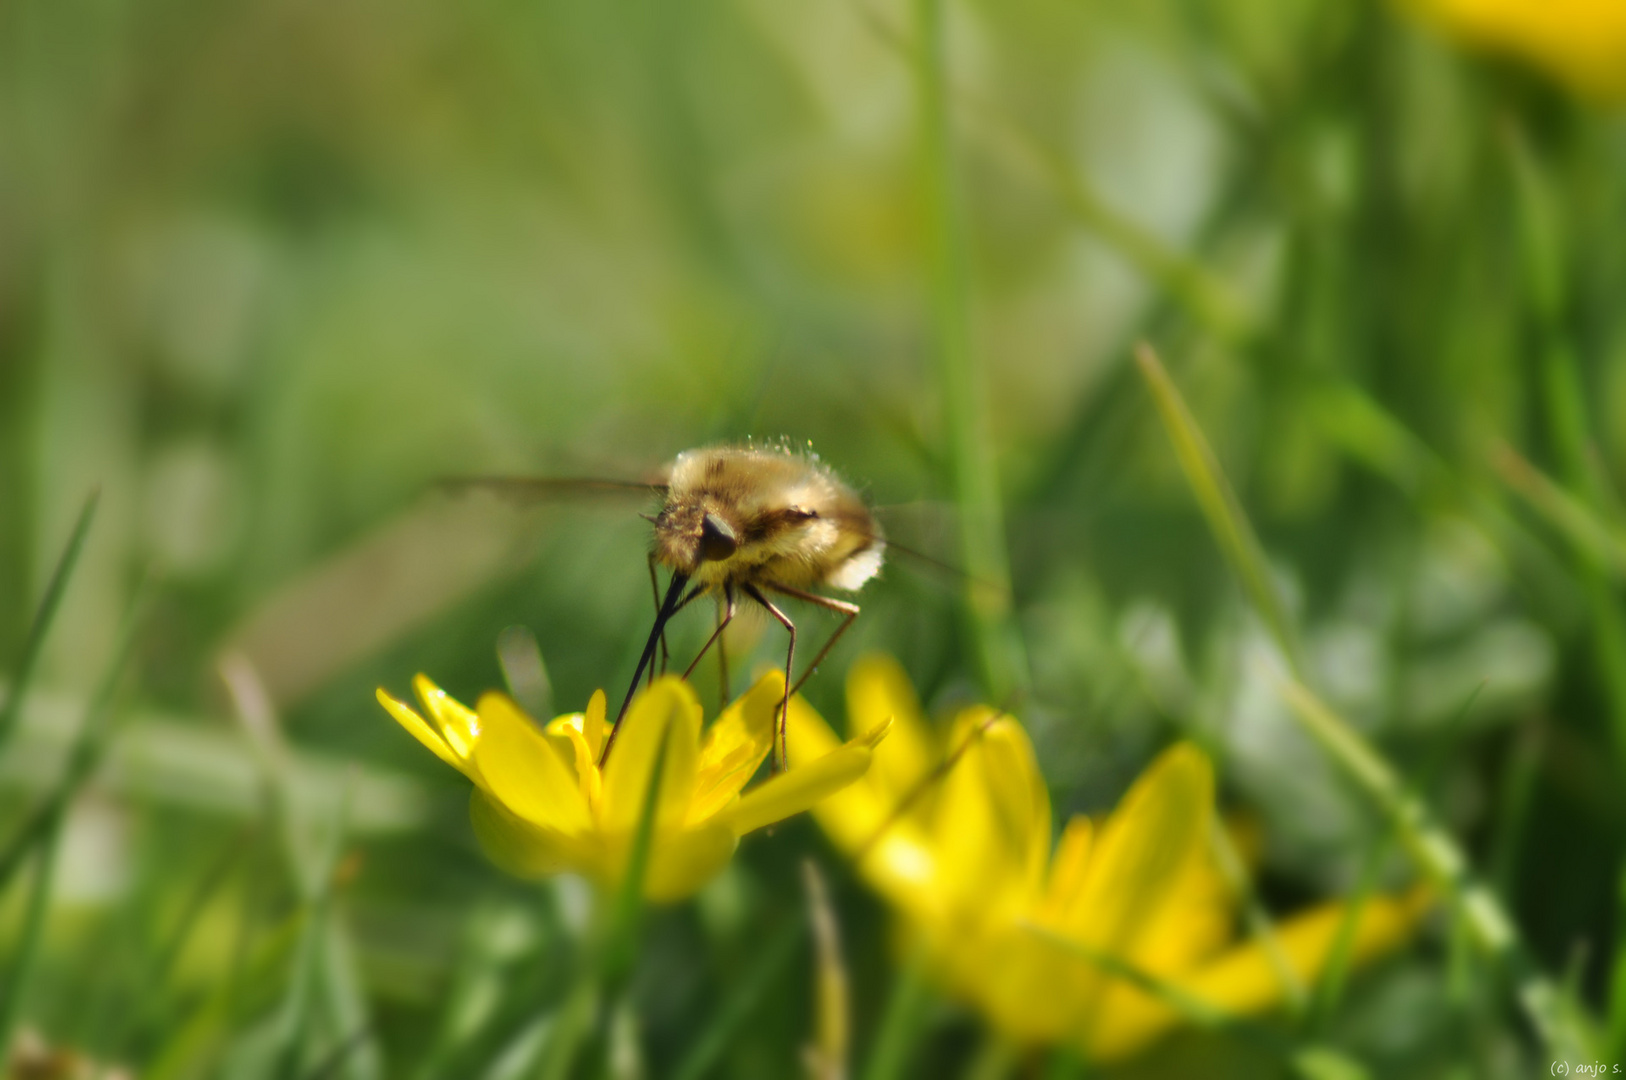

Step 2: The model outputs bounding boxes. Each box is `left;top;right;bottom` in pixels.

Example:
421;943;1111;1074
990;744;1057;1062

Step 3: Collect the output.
717;590;731;709
604;570;690;764
762;583;860;698
743;583;795;773
647;552;670;682
682;583;736;682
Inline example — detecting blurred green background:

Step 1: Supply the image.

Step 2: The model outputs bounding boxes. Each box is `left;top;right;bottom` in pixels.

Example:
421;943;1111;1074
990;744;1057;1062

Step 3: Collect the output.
3;0;1626;1075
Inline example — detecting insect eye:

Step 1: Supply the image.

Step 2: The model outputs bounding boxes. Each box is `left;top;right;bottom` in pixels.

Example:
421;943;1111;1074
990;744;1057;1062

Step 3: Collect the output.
698;511;738;562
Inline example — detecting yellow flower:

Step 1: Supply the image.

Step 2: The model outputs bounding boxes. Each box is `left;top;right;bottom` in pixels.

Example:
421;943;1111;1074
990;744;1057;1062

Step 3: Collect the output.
792;654;1432;1062
1406;0;1626;100
378;670;891;902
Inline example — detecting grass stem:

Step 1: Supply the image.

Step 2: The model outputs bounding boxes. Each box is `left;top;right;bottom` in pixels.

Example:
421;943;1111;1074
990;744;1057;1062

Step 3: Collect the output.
914;0;1025;703
0;488;98;752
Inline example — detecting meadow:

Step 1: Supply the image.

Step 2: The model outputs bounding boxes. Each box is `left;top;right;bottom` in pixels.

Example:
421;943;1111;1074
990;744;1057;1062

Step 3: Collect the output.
2;0;1625;1076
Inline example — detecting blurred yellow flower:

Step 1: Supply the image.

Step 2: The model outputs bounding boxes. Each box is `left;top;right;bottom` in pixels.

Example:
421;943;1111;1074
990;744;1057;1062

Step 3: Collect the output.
1407;0;1626;99
378;670;890;901
792;655;1432;1062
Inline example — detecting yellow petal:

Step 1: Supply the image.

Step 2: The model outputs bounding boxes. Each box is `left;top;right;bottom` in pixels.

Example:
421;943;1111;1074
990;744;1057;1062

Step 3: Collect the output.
784;692;844;764
1409;0;1626;100
948;921;1080;1046
583;689;606;760
690;672;781;821
1189;885;1433;1013
642;822;739;902
468;790;589;878
846;654;935;802
975;712;1051;889
547;712;604;814
413;674;480;760
1090;885;1432;1062
932;711;1049;916
1040;815;1093;920
1065;743;1212;940
854;829;940;917
600;677;702;834
470;692;591;833
726;718;890;836
786;695;892;851
1130;838;1236;978
377;688;466;775
1063;743;1214;1030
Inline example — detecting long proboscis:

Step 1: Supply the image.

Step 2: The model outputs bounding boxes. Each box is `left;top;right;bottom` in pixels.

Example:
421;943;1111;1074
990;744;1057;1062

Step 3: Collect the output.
601;570;690;765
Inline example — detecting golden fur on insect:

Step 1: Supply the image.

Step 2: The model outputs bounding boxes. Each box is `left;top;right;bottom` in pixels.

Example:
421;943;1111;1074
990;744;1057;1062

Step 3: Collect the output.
651;445;885;593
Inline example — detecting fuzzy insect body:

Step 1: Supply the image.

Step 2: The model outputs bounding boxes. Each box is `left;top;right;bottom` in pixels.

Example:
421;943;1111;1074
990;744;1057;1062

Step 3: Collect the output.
652;446;885;594
606;444;883;771
440;443;884;771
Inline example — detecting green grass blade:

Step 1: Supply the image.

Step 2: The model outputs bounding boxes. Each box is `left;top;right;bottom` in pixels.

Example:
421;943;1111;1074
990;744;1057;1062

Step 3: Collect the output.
269;900;327;1080
220;651;318;894
0;787;60;888
1492;443;1626;578
670;917;803;1080
1504;122;1626;804
1308;684;1484;1033
1305;834;1391;1036
1308;383;1445;501
1489;727;1542;904
1314;380;1581;610
914;0;1026;703
1506;136;1626;1048
601;717;668;981
804;860;849;1080
1539;341;1619;517
1027;922;1374;1080
1291;1047;1373;1080
144;910;306;1080
0;574;143;889
1492;443;1626;772
0;487;98;751
265;803;356;1080
1584;581;1626;775
962;1033;1018;1080
1021;921;1295;1059
1278;678;1592;1058
1208;817;1307;1016
318;906;383;1080
1138;345;1590;1057
222;652;375;1078
1040;1048;1088;1080
299;1024;375;1080
860;947;933;1080
411;899;544;1080
1609;867;1626;1060
1504;122;1564;329
1135;344;1304;674
531;980;598;1080
531;717;669;1080
0;807;63;1060
1136;344;1318;1025
1504;123;1621;519
112;830;251;1055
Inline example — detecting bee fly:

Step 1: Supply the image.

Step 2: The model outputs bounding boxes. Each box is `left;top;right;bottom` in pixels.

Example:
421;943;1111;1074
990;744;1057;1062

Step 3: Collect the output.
449;443;885;772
